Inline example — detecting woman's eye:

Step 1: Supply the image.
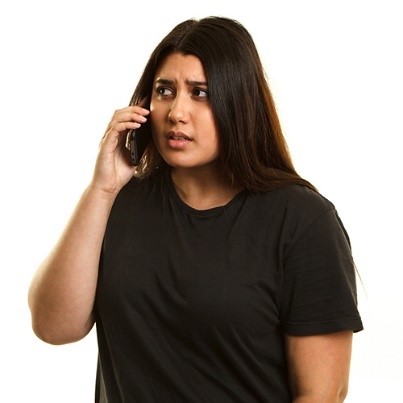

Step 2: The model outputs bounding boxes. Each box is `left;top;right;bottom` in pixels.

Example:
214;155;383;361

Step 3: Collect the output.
156;87;173;96
193;88;209;98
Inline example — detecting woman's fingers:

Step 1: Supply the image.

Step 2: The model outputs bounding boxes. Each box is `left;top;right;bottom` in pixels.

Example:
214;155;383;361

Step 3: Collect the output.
104;106;150;134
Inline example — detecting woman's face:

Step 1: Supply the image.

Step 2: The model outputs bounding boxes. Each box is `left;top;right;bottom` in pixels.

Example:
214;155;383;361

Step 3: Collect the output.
150;52;219;171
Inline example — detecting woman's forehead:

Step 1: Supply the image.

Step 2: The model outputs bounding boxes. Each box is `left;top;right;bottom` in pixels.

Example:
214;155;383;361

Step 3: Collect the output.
154;53;206;83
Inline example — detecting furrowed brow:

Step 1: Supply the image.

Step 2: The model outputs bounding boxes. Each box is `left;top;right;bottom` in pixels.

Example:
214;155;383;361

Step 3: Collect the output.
154;78;208;86
155;78;173;85
186;80;208;86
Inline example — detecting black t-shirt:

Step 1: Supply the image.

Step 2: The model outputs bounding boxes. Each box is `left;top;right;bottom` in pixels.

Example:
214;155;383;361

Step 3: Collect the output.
94;173;363;402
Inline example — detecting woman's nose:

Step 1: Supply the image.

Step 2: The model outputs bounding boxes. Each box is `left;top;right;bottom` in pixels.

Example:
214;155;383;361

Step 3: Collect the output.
168;94;189;124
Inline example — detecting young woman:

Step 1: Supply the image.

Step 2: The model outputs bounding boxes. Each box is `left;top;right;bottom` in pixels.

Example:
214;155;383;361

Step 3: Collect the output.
29;17;363;402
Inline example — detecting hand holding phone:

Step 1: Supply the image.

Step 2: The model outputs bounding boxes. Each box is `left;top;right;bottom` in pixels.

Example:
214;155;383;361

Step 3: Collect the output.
127;123;150;165
125;97;151;165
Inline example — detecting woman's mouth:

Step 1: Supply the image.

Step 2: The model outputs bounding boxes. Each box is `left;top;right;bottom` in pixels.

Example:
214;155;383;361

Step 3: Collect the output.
166;131;192;148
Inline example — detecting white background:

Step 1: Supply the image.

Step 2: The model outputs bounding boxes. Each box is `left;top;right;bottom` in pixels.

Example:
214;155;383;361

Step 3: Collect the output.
1;0;402;401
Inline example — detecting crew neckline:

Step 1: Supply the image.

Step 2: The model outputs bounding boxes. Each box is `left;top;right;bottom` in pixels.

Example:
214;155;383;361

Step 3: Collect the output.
167;172;248;216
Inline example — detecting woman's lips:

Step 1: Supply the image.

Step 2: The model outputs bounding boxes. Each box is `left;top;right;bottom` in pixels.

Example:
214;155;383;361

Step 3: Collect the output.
166;131;192;149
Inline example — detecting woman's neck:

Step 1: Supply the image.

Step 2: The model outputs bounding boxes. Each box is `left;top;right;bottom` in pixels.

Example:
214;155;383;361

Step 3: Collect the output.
170;167;243;210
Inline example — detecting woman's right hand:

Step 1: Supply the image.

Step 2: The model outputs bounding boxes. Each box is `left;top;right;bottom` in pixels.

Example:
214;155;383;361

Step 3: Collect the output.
91;105;150;196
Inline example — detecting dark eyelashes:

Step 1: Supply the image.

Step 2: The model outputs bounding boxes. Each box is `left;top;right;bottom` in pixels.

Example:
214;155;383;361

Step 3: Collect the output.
155;86;209;98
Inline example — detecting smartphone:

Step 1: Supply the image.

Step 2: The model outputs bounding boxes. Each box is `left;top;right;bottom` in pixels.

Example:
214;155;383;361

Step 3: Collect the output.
127;120;151;166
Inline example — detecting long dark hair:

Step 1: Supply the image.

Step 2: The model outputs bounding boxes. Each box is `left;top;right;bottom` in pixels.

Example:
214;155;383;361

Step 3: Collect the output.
131;16;316;193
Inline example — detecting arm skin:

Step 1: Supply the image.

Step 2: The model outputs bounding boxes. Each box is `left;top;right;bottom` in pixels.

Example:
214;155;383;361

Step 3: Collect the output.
28;105;149;345
285;331;353;403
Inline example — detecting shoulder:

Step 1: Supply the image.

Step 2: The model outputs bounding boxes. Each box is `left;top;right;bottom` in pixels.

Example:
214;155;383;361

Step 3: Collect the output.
280;185;336;224
245;185;345;245
249;184;335;220
281;184;332;208
110;173;166;218
117;172;165;200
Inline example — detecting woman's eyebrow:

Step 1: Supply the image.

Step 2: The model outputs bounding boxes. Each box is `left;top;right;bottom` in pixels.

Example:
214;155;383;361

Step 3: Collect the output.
154;78;173;85
154;78;207;86
186;80;208;86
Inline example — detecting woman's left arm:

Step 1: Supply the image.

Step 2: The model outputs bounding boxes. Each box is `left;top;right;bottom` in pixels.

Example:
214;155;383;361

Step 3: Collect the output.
285;330;353;403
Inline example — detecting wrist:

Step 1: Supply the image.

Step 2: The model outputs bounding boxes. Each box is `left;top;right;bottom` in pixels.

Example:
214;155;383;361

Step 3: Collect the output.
85;182;120;206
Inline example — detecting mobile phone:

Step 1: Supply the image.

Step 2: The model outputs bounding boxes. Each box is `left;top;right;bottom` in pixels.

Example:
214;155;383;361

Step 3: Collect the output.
127;121;151;166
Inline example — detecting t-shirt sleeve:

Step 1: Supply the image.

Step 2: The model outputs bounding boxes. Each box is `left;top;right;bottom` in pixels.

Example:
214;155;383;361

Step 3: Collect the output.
278;206;363;336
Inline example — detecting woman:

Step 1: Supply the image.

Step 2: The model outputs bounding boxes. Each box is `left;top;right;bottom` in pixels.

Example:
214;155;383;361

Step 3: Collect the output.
29;16;363;402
